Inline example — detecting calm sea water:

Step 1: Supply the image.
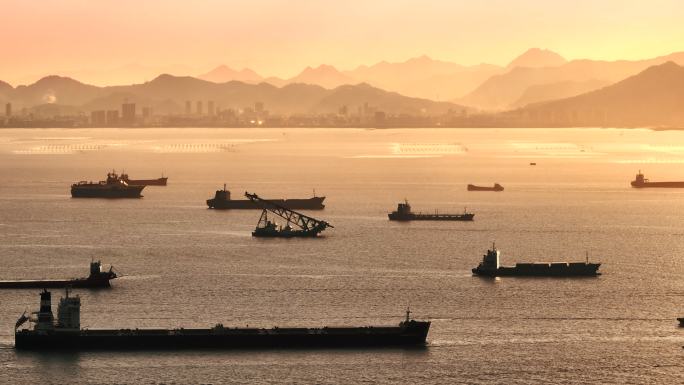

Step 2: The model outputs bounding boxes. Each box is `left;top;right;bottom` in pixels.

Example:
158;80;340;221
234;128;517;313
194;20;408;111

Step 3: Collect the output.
0;127;683;384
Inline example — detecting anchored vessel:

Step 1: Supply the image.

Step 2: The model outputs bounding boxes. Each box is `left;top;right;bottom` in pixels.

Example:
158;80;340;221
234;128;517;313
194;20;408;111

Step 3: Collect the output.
71;171;145;198
120;173;168;186
631;171;684;188
207;185;325;210
246;192;333;237
388;200;474;221
472;244;601;277
14;290;430;350
467;183;504;192
0;261;117;289
678;317;684;327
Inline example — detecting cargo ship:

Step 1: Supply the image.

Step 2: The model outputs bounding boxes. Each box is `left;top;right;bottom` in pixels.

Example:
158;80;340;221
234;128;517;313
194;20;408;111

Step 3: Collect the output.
120;172;167;186
14;289;430;350
388;200;474;221
467;183;504;192
631;171;684;188
472;244;601;277
71;171;145;198
207;185;325;210
0;261;117;289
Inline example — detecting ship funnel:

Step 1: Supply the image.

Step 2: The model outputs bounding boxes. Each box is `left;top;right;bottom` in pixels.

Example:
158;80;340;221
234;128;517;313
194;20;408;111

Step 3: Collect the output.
36;289;55;331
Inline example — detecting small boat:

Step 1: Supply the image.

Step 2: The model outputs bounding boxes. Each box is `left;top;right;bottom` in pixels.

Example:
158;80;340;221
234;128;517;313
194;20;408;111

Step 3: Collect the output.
467;183;504;192
678;317;684;327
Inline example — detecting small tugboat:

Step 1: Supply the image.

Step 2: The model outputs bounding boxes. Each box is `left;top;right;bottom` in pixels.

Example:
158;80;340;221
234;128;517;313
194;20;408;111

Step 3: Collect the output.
0;261;118;289
467;183;504;192
246;192;332;237
120;172;168;186
630;171;684;188
207;185;325;210
388;200;474;221
677;317;684;327
14;289;430;350
71;171;145;198
472;243;601;277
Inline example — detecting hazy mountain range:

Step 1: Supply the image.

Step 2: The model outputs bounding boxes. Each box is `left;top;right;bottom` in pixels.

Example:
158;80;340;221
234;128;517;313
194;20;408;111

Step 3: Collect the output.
3;48;684;126
0;75;466;117
513;61;684;127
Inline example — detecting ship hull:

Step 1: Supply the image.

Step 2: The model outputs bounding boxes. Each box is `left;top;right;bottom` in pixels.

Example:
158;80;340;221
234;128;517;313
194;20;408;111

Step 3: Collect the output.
388;213;474;221
0;277;113;289
71;185;145;198
15;322;430;350
207;197;325;210
467;184;503;192
124;177;167;186
472;263;601;277
631;181;684;188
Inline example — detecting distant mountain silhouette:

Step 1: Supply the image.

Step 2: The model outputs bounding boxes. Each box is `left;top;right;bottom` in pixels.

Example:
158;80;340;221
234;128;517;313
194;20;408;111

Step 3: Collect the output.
343;55;503;100
460;51;684;110
287;65;356;89
1;73;467;116
514;62;684;126
510;79;611;108
507;48;567;69
197;65;263;83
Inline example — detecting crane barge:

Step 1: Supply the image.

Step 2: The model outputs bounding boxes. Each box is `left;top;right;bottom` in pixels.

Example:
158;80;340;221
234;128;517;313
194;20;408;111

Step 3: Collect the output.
245;192;333;237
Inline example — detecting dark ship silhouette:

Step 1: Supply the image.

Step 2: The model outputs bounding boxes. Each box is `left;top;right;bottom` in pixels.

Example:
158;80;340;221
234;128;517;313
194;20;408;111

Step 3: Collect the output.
0;261;117;289
472;244;601;277
388;200;474;221
630;171;684;188
71;171;144;198
207;185;325;209
14;289;431;350
467;183;504;192
120;172;168;186
247;192;333;237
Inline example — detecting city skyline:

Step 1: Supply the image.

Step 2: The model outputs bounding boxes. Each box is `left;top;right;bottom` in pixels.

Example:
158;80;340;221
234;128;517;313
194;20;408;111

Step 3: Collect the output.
2;0;684;86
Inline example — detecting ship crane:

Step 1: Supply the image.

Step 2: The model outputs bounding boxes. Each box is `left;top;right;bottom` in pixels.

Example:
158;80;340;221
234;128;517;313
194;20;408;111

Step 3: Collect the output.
245;192;333;237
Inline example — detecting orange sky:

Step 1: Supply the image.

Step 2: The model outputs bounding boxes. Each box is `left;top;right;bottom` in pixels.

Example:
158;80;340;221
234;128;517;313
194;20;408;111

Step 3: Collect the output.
2;0;684;86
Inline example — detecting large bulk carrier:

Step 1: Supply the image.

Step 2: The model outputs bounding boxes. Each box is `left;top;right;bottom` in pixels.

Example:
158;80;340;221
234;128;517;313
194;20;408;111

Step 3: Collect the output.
14;290;430;350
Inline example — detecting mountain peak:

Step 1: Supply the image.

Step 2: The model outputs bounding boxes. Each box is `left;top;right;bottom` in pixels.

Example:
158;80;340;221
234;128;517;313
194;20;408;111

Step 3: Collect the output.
197;65;262;83
507;48;567;69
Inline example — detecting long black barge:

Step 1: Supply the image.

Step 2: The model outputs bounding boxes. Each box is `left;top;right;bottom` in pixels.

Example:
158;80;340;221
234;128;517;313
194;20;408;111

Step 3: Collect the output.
472;244;601;277
0;261;117;289
388;200;473;221
14;290;430;350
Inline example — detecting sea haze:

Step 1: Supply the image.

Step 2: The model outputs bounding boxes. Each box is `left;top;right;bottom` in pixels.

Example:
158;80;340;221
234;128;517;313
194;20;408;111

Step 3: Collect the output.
0;127;683;384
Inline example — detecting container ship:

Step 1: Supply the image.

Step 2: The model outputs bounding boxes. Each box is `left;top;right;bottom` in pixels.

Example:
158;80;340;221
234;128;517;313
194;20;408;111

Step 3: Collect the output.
207;185;325;210
14;289;430;350
631;171;684;188
71;171;145;198
0;261;117;289
388;200;474;221
120;173;168;186
467;183;504;192
472;244;601;277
